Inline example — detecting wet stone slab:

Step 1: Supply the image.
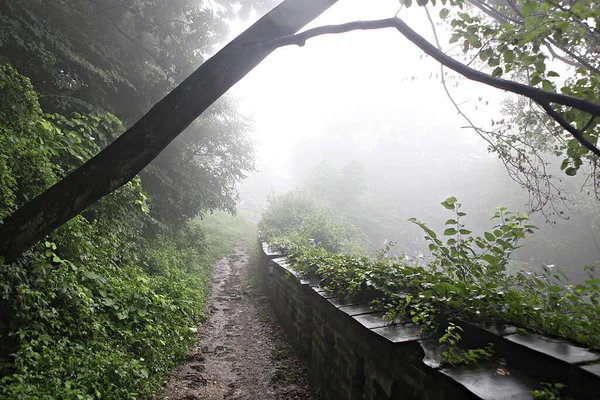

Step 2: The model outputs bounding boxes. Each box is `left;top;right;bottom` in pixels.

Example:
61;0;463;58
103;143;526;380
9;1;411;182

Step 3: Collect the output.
471;321;518;337
262;242;284;258
441;362;539;400
271;257;299;277
505;333;600;364
328;297;366;308
581;362;600;378
372;323;425;343
304;276;321;287
338;303;382;316
353;311;397;329
419;338;448;369
311;286;336;299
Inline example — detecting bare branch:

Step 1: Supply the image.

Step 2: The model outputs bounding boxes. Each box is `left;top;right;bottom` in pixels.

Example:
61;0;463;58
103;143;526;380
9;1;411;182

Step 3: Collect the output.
468;0;514;24
544;42;580;68
425;7;566;215
539;103;600;156
477;0;600;76
582;116;597;133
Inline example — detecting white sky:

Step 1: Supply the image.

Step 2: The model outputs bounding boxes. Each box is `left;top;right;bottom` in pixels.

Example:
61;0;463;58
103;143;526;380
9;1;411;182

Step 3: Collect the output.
216;1;600;277
226;0;504;175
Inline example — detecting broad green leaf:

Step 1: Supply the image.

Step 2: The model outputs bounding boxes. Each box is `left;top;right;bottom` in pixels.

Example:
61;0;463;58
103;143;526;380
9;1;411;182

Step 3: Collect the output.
530;76;542;86
482;254;497;264
542;80;553;91
534;60;546;74
444;228;458;236
503;50;515;63
441;197;457;210
522;2;537;16
565;167;578;176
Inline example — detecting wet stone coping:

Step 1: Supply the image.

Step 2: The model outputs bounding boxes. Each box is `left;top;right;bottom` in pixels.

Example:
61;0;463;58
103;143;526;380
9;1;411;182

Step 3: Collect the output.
262;243;600;400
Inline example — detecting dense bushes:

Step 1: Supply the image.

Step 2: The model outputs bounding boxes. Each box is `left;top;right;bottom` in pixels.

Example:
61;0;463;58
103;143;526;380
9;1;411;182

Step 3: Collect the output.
261;193;600;350
259;190;366;255
0;62;231;399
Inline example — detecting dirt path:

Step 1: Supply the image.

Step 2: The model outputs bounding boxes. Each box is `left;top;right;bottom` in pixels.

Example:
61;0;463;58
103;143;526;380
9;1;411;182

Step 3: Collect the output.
156;246;315;400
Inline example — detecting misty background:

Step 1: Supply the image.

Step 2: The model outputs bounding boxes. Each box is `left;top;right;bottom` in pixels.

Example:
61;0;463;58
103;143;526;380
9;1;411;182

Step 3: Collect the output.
226;0;599;283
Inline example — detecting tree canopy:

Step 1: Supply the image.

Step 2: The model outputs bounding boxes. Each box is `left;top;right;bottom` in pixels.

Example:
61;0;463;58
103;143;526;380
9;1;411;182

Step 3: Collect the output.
0;0;273;234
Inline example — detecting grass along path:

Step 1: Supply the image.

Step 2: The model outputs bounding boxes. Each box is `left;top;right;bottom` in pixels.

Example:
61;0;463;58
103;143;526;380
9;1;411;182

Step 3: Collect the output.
155;244;315;400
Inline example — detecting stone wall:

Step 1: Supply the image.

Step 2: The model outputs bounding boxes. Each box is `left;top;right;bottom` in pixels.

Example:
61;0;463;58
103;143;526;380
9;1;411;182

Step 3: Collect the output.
259;242;600;400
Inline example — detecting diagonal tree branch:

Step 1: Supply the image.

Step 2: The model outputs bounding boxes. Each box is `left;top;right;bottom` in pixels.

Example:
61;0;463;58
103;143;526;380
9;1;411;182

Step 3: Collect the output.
498;0;600;76
424;7;566;215
0;0;339;263
262;17;600;155
538;102;600;156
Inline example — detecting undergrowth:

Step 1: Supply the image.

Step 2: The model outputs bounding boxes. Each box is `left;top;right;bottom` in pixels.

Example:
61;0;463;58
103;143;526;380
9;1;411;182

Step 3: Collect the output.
0;61;248;399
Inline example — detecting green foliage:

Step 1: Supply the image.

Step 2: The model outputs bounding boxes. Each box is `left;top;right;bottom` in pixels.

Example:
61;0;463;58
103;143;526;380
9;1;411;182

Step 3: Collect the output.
409;197;536;280
402;0;600;210
264;196;600;350
439;323;494;366
0;61;131;221
142;106;256;227
459;0;600;193
195;211;257;254
0;0;260;229
0;0;269;119
0;61;243;399
0;62;41;129
259;190;367;255
0;221;214;399
532;382;567;400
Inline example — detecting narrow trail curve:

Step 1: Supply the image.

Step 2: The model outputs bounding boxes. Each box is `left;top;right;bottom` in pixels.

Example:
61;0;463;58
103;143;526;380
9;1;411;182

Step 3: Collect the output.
156;245;314;400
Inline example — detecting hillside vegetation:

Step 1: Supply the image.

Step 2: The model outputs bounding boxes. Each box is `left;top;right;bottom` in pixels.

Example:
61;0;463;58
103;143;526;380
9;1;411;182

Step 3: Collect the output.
0;62;249;399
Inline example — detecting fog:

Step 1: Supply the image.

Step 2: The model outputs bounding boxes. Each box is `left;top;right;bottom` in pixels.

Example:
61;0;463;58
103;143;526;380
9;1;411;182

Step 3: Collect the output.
227;0;600;283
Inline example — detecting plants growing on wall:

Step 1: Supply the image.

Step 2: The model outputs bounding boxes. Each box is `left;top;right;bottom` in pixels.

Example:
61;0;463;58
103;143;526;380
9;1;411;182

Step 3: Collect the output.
261;194;600;350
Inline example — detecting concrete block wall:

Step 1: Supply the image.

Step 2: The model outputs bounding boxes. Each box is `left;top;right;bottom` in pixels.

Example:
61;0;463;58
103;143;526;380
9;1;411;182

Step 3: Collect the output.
259;242;600;400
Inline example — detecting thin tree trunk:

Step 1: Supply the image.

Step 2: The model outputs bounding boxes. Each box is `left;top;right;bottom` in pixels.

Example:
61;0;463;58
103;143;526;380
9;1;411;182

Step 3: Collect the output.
0;0;339;263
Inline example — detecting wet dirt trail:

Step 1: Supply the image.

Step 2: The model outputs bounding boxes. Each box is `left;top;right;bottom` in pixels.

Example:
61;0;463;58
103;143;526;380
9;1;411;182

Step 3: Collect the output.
156;245;314;400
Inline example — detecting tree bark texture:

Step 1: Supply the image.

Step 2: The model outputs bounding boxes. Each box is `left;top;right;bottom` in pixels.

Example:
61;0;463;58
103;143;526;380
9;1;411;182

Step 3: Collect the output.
0;0;339;262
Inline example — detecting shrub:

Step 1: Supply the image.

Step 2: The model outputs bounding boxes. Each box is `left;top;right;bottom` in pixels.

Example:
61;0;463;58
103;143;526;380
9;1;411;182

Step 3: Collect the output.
0;61;223;399
259;190;366;255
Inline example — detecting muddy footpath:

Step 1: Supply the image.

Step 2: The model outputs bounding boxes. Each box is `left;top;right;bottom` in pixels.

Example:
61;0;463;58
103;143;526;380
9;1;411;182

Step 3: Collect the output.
156;245;315;400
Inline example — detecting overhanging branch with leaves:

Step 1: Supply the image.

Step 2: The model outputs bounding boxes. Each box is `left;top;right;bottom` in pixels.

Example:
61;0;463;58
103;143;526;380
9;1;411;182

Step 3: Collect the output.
262;17;600;156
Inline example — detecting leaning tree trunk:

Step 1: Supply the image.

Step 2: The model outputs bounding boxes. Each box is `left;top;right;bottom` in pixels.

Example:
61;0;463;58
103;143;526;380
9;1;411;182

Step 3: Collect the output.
0;0;339;263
